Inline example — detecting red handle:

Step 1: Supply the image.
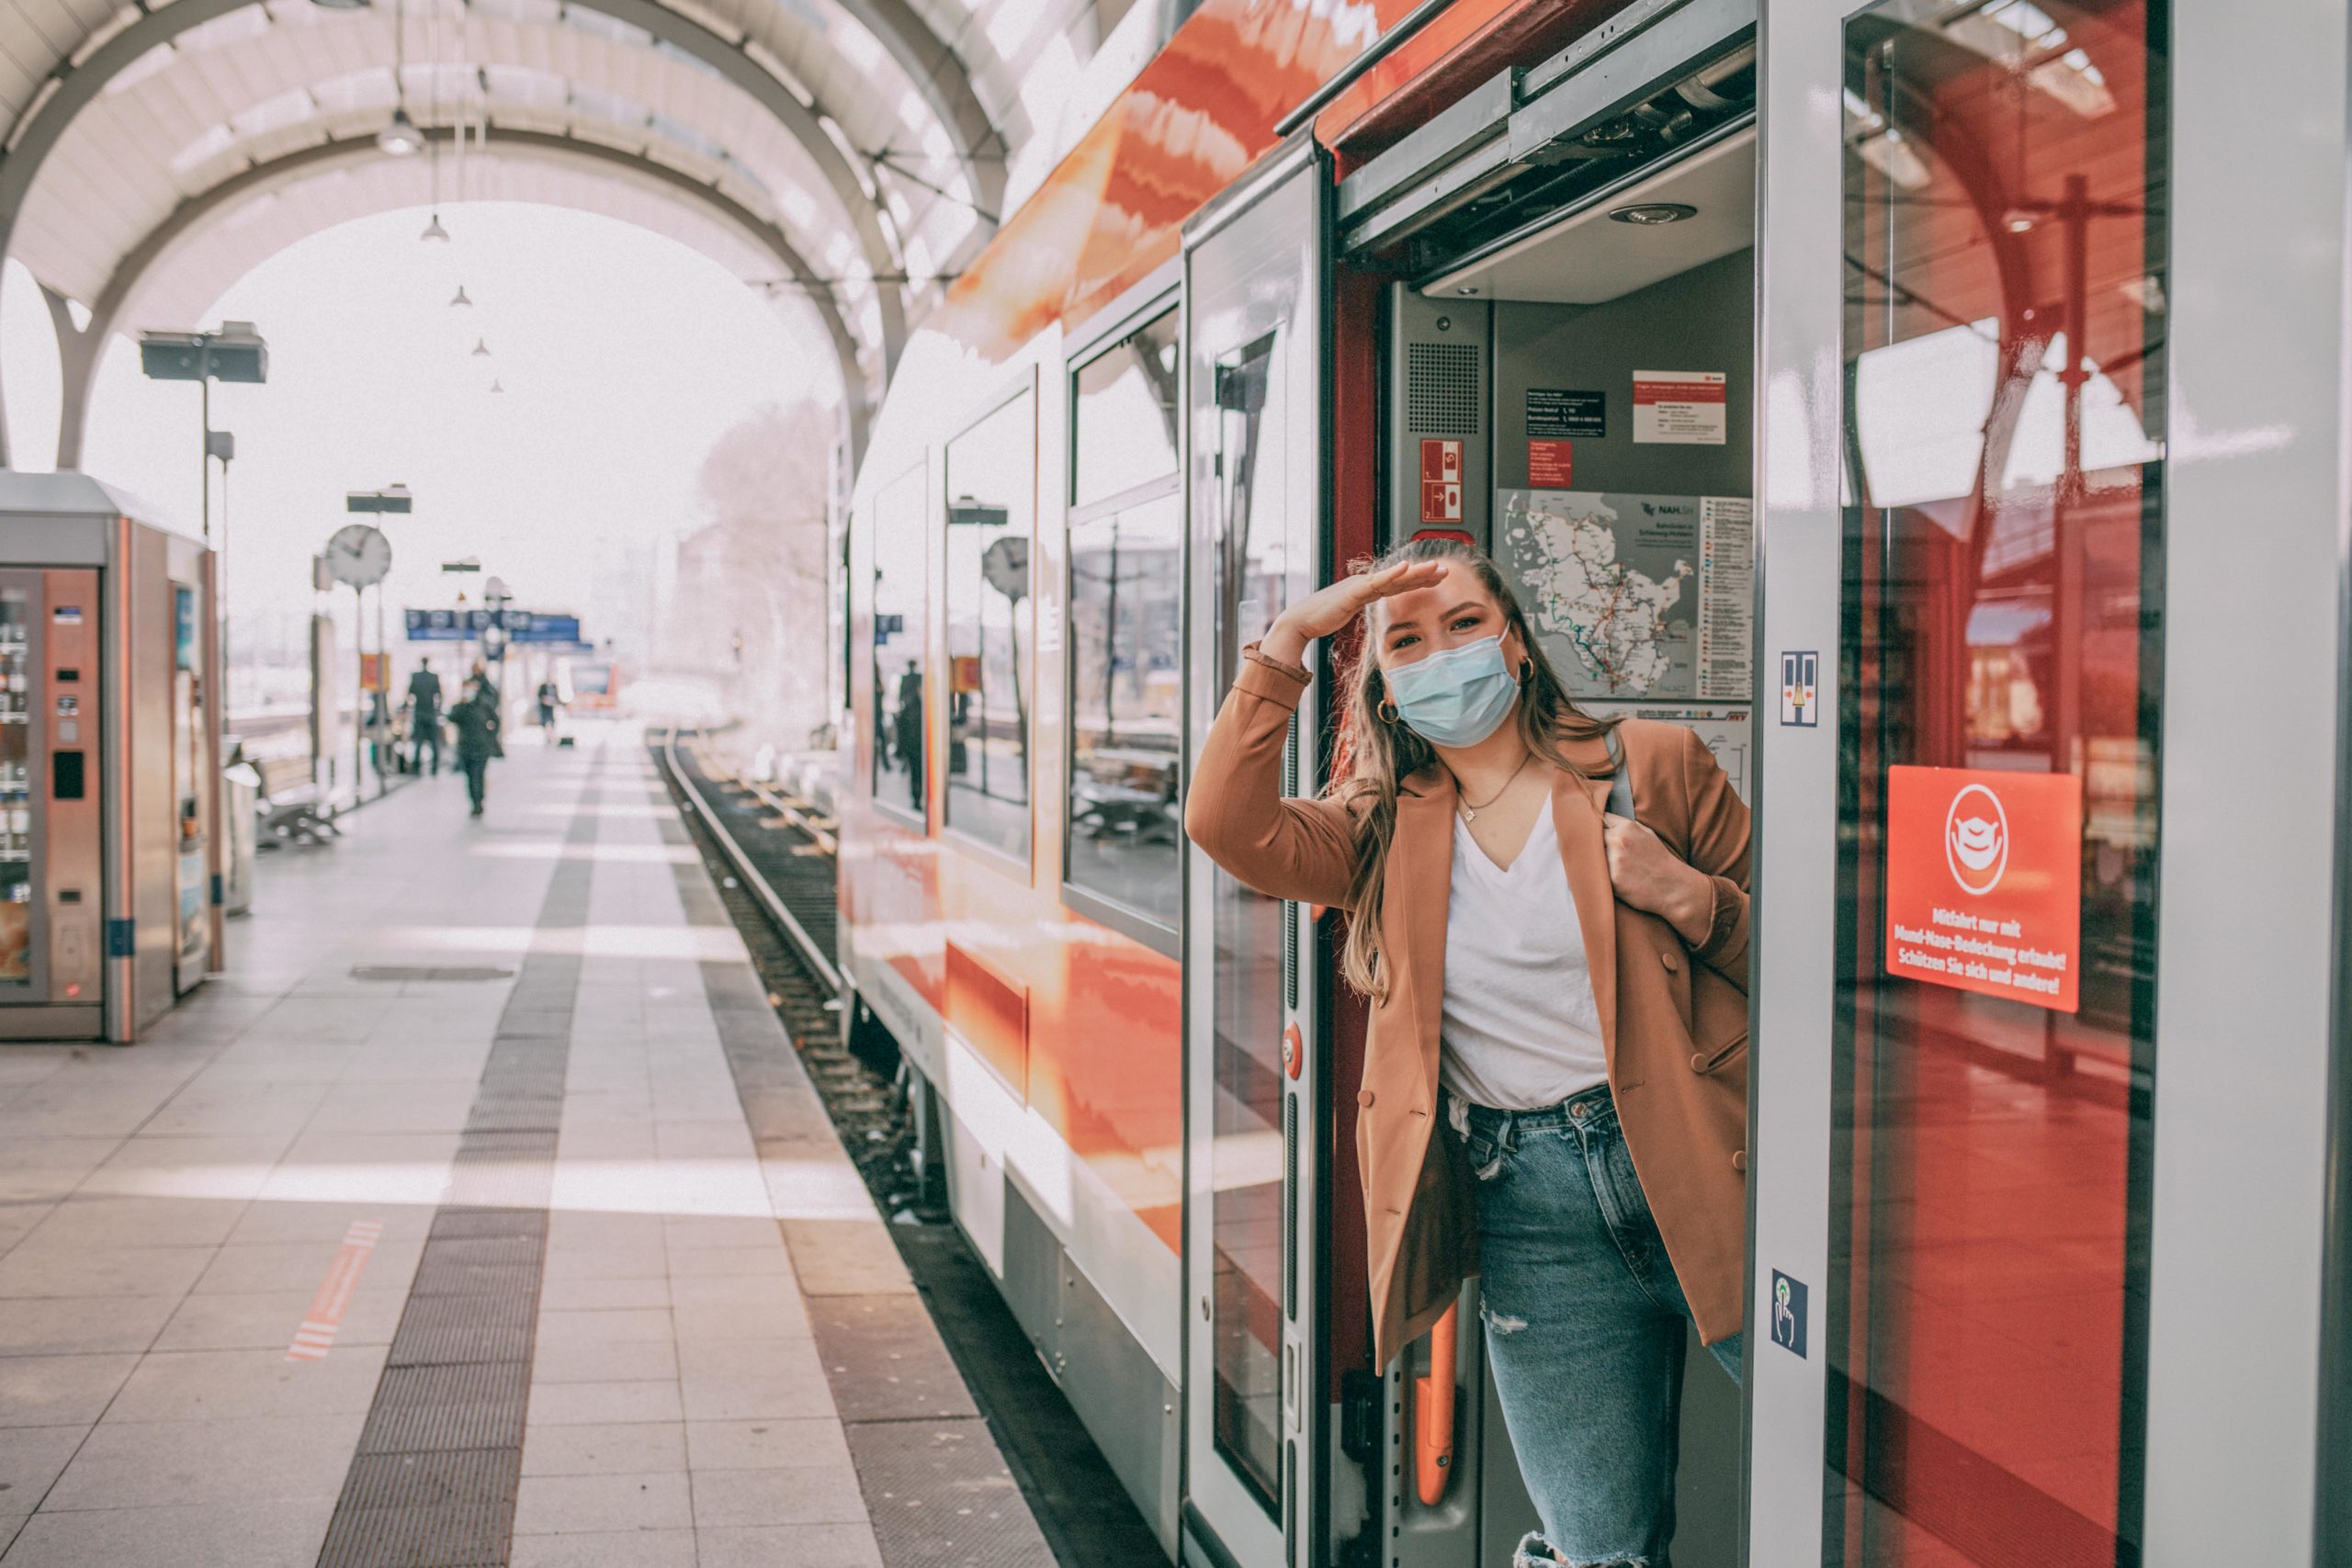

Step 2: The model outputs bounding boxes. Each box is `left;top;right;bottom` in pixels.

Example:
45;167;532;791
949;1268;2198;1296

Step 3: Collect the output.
1414;1303;1458;1506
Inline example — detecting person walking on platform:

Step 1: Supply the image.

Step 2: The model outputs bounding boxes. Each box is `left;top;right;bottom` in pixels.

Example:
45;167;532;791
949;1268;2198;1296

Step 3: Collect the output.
1186;536;1751;1568
448;676;501;818
407;659;445;775
536;678;564;743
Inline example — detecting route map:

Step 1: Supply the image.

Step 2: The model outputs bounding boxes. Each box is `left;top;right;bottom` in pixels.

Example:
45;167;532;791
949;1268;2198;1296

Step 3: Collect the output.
1496;489;1753;704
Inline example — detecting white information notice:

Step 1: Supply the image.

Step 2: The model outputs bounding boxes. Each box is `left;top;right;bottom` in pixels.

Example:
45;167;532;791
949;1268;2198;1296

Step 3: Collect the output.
1695;497;1752;701
1582;705;1753;804
1632;369;1728;445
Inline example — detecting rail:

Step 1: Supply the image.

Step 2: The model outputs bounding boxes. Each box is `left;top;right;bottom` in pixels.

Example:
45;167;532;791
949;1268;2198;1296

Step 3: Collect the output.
655;726;843;994
1272;0;1454;138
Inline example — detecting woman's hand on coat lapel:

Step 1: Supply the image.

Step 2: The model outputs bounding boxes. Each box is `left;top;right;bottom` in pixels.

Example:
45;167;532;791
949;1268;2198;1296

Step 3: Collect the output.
1601;811;1715;947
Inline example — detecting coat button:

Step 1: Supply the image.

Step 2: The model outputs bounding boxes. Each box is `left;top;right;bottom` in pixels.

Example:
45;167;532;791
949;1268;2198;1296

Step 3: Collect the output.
1660;949;1679;972
1690;1053;1708;1072
1732;1149;1747;1172
1357;1089;1374;1108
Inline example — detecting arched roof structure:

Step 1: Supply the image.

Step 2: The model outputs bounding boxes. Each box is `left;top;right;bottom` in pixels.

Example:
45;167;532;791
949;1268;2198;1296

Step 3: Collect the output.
0;0;1149;468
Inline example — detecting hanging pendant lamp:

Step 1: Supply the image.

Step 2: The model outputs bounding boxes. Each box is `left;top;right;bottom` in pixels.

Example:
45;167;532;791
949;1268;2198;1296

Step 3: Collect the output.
449;285;473;307
470;339;492;356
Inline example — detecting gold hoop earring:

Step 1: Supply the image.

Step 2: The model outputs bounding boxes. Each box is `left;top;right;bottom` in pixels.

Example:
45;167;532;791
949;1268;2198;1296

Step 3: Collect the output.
1378;699;1399;725
1518;658;1534;686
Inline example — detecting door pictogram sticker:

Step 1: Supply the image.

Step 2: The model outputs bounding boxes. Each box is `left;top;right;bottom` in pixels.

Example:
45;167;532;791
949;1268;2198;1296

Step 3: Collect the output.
1770;1270;1808;1358
1780;651;1818;728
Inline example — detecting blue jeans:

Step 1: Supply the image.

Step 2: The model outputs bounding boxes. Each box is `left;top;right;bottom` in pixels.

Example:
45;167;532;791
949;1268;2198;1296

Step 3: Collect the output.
1457;1084;1741;1568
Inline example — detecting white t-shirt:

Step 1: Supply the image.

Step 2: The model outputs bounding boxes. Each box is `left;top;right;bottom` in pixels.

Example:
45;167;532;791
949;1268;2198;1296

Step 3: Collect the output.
1438;795;1609;1111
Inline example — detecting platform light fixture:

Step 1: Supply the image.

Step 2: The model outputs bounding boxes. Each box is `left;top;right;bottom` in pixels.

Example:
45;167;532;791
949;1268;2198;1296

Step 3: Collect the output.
471;339;492;356
378;106;424;157
449;285;472;307
420;212;450;242
310;0;369;10
1608;202;1698;225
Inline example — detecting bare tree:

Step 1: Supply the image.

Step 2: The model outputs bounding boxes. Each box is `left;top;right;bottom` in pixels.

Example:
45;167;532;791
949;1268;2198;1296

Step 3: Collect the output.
660;399;839;751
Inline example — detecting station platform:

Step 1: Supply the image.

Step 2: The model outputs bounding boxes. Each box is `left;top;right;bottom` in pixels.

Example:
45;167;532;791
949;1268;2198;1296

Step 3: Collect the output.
0;730;1054;1568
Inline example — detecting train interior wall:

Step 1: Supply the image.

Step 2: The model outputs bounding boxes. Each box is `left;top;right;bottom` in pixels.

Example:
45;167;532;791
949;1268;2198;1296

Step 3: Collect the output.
1387;207;1758;1568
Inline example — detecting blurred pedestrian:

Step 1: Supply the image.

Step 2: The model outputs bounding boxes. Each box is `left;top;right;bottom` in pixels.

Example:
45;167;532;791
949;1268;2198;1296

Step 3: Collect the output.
449;676;501;818
407;659;445;775
536;678;564;743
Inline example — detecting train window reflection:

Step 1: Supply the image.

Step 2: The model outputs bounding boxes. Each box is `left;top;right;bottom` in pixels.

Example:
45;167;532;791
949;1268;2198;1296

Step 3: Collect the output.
1837;1;2164;1562
944;391;1035;862
1067;492;1181;932
869;465;927;822
1073;310;1180;510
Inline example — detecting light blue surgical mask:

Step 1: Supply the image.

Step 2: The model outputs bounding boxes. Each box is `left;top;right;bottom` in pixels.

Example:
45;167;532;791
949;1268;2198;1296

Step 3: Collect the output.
1383;634;1520;749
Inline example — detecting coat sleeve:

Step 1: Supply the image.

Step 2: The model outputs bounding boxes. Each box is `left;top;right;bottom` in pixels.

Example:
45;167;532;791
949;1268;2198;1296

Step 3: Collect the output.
1676;724;1751;989
1182;646;1360;911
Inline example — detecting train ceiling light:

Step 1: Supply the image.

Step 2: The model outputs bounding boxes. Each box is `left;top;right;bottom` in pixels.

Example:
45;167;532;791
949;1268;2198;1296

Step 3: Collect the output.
1610;202;1699;225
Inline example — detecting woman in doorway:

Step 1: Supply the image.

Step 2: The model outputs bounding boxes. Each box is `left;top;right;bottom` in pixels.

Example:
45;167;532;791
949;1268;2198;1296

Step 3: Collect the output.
1186;536;1750;1568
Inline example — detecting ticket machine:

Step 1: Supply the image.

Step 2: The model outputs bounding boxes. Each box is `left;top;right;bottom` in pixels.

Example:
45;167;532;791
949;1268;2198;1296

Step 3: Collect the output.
0;473;220;1043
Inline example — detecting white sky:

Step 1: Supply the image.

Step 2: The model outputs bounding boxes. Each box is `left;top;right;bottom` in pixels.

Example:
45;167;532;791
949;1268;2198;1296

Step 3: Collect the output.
1;202;825;685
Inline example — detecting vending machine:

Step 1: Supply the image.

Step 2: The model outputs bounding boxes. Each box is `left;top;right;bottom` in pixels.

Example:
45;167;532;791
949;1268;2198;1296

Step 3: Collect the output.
0;474;220;1043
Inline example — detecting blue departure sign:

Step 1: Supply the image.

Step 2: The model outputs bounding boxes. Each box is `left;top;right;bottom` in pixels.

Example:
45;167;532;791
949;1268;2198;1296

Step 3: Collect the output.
406;609;582;643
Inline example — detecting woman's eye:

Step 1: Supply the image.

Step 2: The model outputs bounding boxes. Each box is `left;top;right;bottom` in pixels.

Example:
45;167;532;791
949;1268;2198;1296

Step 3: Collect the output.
1450;615;1480;632
1390;635;1419;651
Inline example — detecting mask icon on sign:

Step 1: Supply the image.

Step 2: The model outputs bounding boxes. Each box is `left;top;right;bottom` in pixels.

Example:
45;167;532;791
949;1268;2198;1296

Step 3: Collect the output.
1942;784;2009;895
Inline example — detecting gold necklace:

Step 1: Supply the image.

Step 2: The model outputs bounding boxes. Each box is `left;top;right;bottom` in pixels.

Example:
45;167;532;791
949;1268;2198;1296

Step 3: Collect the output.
1455;753;1534;823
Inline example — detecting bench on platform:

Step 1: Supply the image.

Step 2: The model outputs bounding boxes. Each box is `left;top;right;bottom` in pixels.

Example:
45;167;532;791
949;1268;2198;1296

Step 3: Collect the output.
255;753;338;846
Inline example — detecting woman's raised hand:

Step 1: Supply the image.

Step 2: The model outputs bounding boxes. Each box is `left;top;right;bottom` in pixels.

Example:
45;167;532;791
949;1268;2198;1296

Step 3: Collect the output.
1261;559;1451;666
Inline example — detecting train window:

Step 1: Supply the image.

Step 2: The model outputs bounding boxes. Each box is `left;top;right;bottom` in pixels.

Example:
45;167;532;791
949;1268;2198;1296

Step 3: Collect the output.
1065;491;1182;938
943;390;1036;862
1834;2;2164;1563
1072;310;1179;510
870;462;927;823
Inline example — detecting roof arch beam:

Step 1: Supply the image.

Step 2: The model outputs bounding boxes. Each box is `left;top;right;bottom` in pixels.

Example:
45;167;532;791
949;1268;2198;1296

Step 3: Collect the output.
0;0;911;426
831;0;1006;227
50;123;871;473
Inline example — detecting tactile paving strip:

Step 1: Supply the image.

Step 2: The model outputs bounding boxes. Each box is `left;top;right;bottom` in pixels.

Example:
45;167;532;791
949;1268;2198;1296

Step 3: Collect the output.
316;779;597;1568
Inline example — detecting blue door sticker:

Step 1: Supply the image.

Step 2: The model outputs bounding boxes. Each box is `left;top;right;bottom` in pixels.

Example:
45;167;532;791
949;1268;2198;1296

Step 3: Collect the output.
1770;1270;1808;1358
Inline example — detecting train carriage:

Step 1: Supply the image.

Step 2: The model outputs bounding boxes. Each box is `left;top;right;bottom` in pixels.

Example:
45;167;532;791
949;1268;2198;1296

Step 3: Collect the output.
838;0;2351;1564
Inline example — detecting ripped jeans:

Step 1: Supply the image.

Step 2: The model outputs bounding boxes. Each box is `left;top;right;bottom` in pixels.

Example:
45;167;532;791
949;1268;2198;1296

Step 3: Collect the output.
1454;1084;1741;1568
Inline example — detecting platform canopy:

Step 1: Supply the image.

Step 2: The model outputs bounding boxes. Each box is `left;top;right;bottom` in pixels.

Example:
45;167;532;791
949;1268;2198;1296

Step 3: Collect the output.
0;0;1148;468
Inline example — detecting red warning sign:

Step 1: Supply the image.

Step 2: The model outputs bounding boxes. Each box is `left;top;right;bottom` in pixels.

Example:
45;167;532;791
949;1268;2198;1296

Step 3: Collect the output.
1528;439;1573;488
1419;438;1463;524
1883;766;2083;1012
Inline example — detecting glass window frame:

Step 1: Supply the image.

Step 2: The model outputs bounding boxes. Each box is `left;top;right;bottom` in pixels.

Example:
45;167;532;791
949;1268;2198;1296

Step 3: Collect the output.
1826;6;2166;1563
868;458;929;833
939;375;1040;873
1060;299;1186;953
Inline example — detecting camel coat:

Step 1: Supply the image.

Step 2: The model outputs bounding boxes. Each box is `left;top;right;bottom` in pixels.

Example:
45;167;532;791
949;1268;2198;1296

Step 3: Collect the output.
1184;647;1752;1370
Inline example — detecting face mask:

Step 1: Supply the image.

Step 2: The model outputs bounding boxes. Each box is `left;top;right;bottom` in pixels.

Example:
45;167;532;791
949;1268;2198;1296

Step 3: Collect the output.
1384;634;1520;749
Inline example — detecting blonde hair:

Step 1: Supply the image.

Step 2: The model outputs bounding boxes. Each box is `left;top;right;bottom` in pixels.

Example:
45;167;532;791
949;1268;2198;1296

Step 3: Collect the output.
1330;536;1614;999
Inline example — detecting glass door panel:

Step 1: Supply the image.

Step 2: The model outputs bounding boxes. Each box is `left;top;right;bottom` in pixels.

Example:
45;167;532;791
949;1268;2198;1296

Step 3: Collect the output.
1833;2;2165;1562
1208;329;1291;1507
1183;134;1326;1568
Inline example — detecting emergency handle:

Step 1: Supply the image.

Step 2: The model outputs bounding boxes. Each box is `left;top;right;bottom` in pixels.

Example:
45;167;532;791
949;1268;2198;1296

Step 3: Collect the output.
1414;1302;1458;1506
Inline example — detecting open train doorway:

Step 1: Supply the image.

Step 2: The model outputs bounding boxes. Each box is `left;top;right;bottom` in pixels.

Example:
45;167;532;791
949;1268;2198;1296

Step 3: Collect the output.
1321;24;1760;1568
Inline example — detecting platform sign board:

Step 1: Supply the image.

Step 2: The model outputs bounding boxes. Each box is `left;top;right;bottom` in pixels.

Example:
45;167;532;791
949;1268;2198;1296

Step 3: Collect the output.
406;609;581;643
1883;765;2083;1012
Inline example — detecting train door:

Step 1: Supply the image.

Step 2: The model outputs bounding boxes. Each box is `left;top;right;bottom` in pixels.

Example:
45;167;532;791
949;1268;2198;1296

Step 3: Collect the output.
1748;0;2348;1562
1181;133;1331;1568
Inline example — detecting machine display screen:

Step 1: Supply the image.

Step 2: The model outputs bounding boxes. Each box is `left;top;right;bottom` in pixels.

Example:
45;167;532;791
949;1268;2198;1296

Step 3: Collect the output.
0;590;28;982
